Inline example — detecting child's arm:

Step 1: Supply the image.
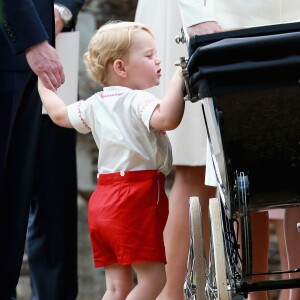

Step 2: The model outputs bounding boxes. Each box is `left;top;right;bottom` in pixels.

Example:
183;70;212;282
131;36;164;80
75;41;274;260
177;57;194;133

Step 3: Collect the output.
150;67;185;131
38;78;73;128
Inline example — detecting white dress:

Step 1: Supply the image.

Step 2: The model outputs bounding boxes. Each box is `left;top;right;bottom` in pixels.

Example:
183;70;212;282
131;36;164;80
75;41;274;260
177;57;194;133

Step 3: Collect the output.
135;0;300;168
178;0;300;182
135;0;208;166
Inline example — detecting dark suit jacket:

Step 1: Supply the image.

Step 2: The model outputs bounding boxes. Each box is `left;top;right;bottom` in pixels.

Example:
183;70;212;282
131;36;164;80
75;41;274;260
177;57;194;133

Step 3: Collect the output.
59;0;86;32
0;0;84;71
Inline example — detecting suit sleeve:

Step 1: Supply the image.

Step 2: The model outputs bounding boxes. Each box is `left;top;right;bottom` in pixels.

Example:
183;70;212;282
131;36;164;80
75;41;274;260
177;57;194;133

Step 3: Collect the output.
176;0;216;28
0;0;4;22
2;0;50;54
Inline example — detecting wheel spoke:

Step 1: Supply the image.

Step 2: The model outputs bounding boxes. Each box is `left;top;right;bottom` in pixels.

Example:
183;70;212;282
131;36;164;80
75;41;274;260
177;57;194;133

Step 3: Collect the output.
184;197;206;300
209;198;230;300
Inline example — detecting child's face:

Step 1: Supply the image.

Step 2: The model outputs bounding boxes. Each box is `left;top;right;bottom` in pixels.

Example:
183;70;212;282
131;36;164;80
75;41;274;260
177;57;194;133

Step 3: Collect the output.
125;30;161;90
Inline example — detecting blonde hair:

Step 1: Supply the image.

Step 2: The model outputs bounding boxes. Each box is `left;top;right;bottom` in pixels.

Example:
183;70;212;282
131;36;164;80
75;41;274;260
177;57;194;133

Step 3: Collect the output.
84;21;153;85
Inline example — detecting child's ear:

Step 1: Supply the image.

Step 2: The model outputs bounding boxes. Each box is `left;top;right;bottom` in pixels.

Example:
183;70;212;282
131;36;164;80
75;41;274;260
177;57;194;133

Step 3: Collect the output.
113;59;127;78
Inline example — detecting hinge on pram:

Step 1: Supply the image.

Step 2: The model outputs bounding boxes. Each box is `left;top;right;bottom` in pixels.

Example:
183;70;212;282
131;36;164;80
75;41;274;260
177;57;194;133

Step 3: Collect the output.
175;56;199;103
175;28;200;103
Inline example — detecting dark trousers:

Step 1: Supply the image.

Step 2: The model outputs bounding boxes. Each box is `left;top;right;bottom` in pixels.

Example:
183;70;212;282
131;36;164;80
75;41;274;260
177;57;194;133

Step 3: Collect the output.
0;71;41;300
27;116;78;300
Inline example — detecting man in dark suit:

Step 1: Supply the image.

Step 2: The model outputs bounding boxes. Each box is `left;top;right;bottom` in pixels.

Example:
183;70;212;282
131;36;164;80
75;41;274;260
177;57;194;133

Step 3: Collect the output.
27;2;84;299
0;1;64;299
0;1;82;299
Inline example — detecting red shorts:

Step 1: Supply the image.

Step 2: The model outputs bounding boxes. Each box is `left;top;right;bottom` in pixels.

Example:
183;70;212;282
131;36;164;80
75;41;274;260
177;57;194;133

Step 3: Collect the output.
88;170;169;267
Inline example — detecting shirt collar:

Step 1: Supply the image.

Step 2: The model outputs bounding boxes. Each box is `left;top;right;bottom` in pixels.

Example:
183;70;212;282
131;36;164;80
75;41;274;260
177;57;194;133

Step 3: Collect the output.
102;86;132;93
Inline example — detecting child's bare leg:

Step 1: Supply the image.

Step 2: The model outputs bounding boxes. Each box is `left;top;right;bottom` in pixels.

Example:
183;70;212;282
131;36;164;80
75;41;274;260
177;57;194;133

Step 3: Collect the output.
126;262;166;300
103;263;133;300
157;166;215;300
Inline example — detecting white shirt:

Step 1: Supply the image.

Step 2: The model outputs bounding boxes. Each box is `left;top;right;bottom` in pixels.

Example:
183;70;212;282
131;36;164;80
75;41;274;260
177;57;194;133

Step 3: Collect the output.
67;86;172;176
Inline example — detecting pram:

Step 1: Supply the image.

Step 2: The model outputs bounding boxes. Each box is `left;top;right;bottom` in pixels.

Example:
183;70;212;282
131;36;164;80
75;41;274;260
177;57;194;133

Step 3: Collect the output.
179;22;300;299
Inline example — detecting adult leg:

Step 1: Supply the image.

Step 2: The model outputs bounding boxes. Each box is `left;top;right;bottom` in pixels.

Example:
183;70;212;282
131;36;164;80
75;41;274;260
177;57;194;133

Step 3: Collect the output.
102;264;133;300
129;262;166;300
27;116;78;300
0;71;41;299
248;211;269;300
269;211;290;300
157;165;216;300
284;207;300;300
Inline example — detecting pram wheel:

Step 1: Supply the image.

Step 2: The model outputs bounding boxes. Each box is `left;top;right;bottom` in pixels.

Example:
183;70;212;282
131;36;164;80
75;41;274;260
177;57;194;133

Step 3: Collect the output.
209;198;230;300
184;196;206;299
184;196;232;300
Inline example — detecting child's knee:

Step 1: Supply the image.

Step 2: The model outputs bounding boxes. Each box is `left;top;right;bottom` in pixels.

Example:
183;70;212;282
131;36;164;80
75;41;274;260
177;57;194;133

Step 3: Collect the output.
149;270;166;295
105;284;132;299
158;272;167;290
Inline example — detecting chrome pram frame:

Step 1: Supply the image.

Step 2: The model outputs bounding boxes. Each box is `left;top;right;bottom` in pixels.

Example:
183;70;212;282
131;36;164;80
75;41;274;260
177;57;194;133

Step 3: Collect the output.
178;22;300;299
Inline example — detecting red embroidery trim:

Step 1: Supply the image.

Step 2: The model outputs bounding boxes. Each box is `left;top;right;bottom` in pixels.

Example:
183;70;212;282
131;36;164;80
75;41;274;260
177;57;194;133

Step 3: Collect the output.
78;100;91;130
100;91;124;98
140;99;155;122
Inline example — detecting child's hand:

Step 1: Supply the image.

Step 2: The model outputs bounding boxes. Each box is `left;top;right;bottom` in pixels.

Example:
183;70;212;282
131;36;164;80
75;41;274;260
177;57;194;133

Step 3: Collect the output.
37;77;72;128
38;77;57;94
175;67;188;97
176;66;184;80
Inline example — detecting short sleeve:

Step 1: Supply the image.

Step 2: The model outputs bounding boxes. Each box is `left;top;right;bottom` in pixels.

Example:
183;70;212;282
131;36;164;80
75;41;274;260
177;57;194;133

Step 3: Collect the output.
131;91;160;131
67;100;92;134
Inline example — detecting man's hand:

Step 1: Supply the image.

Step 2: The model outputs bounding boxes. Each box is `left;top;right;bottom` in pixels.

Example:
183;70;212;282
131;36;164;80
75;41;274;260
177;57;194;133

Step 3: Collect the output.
187;21;222;37
25;40;65;91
